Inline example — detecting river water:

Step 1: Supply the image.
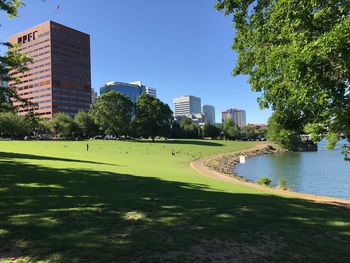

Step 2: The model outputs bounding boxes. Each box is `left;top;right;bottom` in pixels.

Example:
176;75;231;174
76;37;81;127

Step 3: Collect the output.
234;141;350;200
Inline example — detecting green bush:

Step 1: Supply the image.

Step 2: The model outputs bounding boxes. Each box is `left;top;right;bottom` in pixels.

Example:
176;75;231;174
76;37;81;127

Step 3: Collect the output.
256;177;271;186
277;179;287;190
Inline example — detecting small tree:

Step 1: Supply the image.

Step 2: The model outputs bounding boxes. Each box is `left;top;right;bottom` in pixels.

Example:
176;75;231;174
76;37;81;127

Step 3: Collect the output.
203;121;221;138
179;117;199;138
50;113;77;139
223;118;240;139
0;112;25;137
74;111;98;138
91;91;133;137
135;94;173;141
22;112;41;136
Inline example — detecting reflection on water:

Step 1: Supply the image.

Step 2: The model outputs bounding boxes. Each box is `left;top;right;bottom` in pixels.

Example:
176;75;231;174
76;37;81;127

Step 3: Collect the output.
234;141;350;200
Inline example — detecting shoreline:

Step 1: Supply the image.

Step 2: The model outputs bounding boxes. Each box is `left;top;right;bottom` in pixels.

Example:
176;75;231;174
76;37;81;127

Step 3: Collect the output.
190;142;350;208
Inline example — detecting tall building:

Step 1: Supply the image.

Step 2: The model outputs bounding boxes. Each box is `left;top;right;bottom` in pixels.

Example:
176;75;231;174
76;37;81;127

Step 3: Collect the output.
130;81;157;97
91;88;97;104
8;20;91;118
173;95;201;117
202;104;215;124
100;81;156;103
222;108;246;128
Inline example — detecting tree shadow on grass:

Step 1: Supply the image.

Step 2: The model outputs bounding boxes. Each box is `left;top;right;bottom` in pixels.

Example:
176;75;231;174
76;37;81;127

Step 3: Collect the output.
0;152;122;167
0;158;350;262
133;139;225;147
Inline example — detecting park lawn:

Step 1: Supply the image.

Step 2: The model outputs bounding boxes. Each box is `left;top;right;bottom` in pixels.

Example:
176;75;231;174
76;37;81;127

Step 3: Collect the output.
0;140;349;262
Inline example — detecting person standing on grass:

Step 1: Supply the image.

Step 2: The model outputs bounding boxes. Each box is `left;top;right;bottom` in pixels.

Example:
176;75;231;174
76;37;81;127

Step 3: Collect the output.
87;143;89;151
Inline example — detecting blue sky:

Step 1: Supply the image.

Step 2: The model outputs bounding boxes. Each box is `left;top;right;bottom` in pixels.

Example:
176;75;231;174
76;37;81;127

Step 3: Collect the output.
0;0;271;124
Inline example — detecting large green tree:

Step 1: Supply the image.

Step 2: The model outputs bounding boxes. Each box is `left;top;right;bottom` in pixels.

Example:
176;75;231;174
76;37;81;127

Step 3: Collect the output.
216;0;350;151
134;93;173;140
91;91;133;137
1;0;32;111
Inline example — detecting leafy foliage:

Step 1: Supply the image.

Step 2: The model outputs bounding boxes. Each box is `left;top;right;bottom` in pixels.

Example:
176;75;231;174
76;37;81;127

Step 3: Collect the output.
216;0;350;155
0;0;22;18
134;93;173;140
179;117;200;138
256;177;272;186
0;111;25;137
223;118;240;139
0;0;33;112
49;113;78;138
267;111;301;150
202;121;222;138
74;111;98;137
91;91;133;136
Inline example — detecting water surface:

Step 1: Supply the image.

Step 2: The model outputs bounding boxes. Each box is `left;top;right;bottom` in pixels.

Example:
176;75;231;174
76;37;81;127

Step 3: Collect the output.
234;141;350;200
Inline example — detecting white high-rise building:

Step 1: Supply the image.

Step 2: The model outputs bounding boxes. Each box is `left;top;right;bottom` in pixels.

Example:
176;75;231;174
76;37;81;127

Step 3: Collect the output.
202;104;215;124
222;108;246;128
173;95;201;117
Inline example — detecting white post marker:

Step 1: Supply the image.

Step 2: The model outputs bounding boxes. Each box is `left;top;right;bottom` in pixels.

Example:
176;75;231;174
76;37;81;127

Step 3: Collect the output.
239;155;246;164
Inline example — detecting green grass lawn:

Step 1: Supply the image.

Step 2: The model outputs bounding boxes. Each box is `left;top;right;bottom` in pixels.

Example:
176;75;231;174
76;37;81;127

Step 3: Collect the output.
0;140;349;262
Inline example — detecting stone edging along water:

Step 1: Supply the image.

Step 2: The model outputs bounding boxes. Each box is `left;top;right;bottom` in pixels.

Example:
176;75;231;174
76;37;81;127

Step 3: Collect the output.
205;143;285;181
190;143;350;208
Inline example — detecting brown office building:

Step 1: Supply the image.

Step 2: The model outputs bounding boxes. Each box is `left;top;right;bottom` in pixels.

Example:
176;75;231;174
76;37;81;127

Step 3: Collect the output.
8;20;91;118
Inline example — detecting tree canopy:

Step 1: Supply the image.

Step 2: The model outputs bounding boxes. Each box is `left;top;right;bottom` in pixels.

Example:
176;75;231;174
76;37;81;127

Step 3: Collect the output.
223;118;240;139
0;0;32;112
74;111;98;138
91;91;133;137
134;93;173;140
216;0;350;151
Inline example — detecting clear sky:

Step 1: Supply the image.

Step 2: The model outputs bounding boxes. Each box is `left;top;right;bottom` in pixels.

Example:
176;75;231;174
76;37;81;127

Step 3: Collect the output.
0;0;271;124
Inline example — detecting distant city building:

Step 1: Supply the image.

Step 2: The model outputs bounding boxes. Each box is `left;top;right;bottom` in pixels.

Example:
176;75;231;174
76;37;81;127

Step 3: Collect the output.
91;88;97;104
130;81;157;97
100;81;156;103
202;104;215;124
190;113;206;124
173;95;201;117
175;113;206;125
222;108;246;128
8;20;91;118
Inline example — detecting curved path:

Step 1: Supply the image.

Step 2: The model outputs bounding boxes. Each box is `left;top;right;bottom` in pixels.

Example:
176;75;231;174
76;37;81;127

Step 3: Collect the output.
190;144;350;208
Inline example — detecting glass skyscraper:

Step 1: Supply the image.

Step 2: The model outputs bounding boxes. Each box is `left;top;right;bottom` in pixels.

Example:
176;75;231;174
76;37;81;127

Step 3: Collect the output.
100;81;156;103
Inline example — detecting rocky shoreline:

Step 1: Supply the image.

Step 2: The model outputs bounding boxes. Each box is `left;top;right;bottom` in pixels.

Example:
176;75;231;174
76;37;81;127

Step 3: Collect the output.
191;143;350;208
205;144;285;182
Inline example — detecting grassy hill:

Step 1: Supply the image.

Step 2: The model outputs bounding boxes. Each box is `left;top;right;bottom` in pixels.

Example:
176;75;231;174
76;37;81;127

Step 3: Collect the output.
0;140;349;262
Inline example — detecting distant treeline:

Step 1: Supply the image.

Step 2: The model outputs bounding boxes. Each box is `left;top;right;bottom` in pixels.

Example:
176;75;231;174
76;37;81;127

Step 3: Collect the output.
0;91;267;141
